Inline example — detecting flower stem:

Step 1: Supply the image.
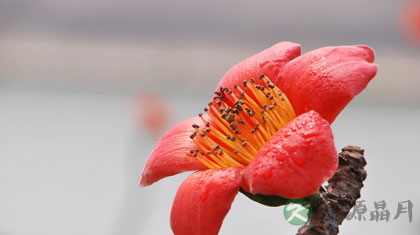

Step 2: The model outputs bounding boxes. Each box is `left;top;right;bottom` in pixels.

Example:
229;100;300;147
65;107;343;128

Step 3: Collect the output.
296;146;367;235
304;191;322;208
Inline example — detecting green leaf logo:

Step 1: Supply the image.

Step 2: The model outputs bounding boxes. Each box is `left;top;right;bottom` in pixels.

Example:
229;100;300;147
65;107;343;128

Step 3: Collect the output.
283;198;312;226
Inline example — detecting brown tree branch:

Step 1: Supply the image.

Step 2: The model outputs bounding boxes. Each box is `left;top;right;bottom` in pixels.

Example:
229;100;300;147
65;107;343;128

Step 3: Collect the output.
296;146;367;235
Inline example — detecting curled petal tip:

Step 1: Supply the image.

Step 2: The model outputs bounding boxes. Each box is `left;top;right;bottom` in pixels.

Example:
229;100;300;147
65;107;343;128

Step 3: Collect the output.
138;173;149;187
276;44;378;123
355;45;376;63
140;116;207;186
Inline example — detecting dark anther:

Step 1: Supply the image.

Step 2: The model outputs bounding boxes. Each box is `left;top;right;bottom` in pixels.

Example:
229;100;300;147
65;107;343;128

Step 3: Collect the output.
226;115;235;123
190;132;197;139
259;74;265;79
263;116;267;123
251;123;259;133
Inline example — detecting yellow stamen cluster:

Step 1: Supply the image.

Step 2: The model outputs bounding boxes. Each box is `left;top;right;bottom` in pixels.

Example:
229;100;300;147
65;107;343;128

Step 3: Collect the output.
189;74;296;169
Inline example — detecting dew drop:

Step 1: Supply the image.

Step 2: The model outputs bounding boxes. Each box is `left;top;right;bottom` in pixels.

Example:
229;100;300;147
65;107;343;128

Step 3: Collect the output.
292;157;306;166
263;170;272;179
303;131;318;138
276;154;286;162
200;190;208;201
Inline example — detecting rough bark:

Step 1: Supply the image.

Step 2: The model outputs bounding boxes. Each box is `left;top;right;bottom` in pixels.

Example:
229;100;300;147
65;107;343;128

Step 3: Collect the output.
296;146;367;235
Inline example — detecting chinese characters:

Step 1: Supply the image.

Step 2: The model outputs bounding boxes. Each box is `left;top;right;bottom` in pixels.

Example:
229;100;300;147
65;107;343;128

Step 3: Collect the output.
347;200;413;222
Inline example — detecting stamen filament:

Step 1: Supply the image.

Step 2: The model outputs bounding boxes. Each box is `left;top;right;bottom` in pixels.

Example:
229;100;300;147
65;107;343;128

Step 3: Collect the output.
189;74;296;169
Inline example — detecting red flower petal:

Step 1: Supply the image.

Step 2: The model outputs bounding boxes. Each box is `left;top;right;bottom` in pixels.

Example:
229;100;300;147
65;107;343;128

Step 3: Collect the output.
275;45;378;123
139;116;206;186
171;168;243;235
216;42;301;91
244;111;337;199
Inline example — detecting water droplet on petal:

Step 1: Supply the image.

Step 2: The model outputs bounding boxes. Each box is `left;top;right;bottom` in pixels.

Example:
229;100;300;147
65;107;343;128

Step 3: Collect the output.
263;170;272;179
200;190;208;201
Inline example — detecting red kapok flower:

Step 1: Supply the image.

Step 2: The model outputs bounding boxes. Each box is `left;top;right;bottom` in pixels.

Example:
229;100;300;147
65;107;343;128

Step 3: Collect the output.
400;0;420;46
136;92;171;137
140;42;377;235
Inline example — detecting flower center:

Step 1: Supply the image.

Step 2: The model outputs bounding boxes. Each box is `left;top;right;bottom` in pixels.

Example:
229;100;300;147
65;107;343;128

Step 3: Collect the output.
189;74;296;169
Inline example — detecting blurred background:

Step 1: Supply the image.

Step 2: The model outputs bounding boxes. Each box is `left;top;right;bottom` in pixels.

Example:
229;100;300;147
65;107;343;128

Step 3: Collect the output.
0;0;419;234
